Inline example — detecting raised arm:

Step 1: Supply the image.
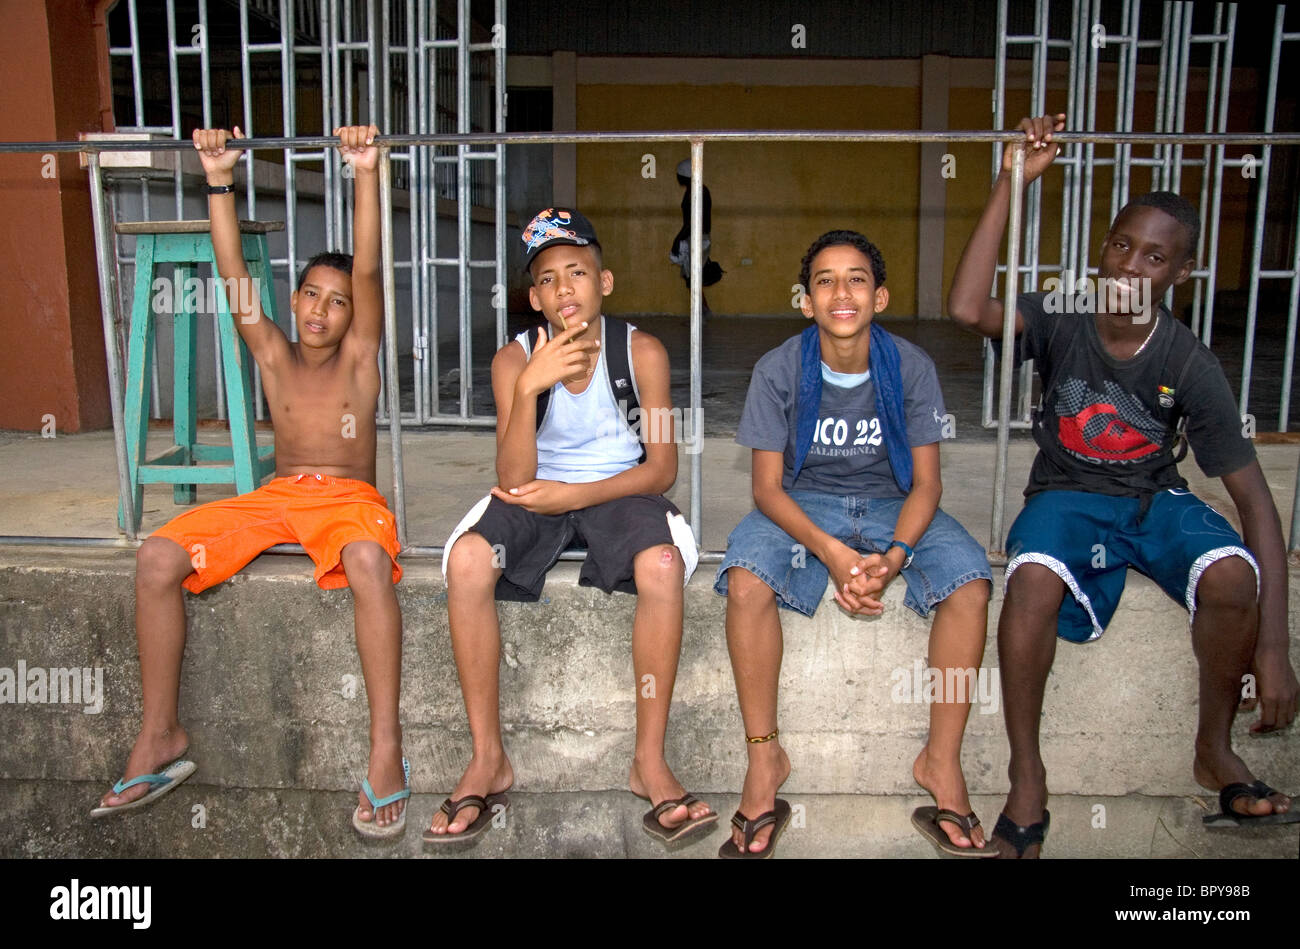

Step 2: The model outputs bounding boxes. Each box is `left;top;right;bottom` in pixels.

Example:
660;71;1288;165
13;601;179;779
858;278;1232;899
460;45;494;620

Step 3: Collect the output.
336;125;383;353
192;127;289;368
947;113;1065;339
1221;460;1298;732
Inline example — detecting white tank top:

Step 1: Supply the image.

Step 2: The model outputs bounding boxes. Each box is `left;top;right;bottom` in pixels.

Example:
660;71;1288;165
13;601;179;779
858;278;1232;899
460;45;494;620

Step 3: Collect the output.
514;316;644;483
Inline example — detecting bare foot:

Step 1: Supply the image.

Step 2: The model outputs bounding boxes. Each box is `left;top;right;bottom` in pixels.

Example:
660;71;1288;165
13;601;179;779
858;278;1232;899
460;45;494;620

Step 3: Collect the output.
628;756;713;829
354;738;409;829
725;741;791;856
913;744;986;850
98;726;191;810
1193;747;1292;817
989;764;1048;859
424;750;514;837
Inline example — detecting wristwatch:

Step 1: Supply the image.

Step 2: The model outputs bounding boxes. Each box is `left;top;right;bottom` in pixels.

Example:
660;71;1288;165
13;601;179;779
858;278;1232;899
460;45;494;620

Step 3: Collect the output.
206;183;235;195
887;539;915;569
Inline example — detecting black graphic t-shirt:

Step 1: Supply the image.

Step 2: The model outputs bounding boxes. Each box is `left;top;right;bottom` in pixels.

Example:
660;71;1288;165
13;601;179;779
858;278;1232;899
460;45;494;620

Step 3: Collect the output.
1016;292;1255;498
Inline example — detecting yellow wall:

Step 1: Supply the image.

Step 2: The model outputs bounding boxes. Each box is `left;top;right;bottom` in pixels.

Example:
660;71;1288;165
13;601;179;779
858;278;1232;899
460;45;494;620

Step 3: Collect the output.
577;69;1256;318
577;83;920;316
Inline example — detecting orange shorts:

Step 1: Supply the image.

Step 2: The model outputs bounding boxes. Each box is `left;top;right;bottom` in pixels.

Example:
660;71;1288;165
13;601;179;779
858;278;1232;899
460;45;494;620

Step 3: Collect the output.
151;473;403;594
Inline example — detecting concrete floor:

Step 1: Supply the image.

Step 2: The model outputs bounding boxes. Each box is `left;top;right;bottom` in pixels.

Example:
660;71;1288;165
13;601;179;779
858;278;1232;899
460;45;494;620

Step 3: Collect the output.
1;426;1297;555
4;783;1294;859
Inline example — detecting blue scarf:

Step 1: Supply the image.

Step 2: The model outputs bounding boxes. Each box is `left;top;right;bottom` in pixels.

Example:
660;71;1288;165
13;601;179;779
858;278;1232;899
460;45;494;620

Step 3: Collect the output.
792;323;912;492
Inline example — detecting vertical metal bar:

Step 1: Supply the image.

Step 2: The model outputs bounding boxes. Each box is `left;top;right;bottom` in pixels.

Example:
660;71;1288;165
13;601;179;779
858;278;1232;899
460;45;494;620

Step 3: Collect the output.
992;146;1025;555
985;0;1007;431
1238;6;1283;412
1289;452;1300;552
456;0;471;418
89;153;138;540
407;0;424;423
1079;0;1099;280
689;139;704;544
323;0;337;250
1278;195;1300;430
282;0;299;344
494;0;507;352
239;0;266;421
1152;1;1173;191
1199;4;1236;348
379;150;407;545
1170;4;1191;195
198;0;212;128
419;0;436;418
127;0;145;126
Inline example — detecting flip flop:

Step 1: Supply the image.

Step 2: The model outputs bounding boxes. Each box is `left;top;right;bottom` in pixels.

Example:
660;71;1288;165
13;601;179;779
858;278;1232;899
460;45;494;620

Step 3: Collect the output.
89;754;197;818
1203;781;1300;827
991;809;1050;858
641;792;718;844
718;798;792;859
421;791;510;844
911;805;996;857
352;756;411;839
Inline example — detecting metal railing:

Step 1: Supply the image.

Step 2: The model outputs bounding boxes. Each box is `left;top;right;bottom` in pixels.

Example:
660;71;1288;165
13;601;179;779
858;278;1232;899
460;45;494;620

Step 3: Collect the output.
104;0;506;429
6;127;1300;558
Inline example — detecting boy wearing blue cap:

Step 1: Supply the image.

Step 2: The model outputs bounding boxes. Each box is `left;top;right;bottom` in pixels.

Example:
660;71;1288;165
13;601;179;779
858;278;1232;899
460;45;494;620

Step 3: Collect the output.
426;208;715;847
715;230;993;858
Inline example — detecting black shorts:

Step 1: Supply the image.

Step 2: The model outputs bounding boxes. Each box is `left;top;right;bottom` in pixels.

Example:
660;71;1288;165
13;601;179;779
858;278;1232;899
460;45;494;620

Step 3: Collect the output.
444;493;691;602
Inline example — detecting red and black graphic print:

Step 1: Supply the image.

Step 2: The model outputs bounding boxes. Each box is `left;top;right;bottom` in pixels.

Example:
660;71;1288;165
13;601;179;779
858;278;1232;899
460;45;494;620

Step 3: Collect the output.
1052;377;1166;464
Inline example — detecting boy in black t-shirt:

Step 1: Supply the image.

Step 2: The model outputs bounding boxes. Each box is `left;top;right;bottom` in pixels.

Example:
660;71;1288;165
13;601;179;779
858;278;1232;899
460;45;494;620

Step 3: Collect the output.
949;114;1299;857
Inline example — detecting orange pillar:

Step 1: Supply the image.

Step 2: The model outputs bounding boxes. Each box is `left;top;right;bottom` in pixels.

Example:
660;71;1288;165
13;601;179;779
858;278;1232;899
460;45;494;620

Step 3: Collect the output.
0;0;111;432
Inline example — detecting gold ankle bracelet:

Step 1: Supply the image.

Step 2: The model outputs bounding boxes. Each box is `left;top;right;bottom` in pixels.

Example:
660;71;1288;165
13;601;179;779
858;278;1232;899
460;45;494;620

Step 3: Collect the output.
746;727;779;744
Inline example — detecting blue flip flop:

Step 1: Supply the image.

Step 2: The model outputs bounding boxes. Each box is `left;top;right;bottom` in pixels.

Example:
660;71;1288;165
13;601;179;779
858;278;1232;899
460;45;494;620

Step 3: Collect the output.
352;756;411;839
89;755;197;818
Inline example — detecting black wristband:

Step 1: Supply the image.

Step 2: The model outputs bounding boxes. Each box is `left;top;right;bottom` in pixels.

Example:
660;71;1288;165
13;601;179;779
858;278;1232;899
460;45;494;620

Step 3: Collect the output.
206;183;235;195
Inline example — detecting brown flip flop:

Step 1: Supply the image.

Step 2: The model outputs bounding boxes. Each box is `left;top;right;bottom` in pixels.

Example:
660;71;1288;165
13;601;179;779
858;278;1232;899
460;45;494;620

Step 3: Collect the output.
911;805;996;857
641;792;719;844
718;798;792;859
422;791;510;844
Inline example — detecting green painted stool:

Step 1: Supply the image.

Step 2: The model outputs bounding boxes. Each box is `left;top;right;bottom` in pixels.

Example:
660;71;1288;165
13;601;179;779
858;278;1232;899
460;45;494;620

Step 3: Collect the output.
117;219;284;533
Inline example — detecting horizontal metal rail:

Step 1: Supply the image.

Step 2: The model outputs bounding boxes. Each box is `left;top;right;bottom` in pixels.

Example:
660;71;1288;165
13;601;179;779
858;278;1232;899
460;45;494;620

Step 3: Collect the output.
10;127;1299;559
6;130;1300;152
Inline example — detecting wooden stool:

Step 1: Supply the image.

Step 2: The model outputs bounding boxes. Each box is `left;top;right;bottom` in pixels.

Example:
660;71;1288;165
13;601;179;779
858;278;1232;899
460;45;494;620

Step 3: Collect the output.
117;219;284;533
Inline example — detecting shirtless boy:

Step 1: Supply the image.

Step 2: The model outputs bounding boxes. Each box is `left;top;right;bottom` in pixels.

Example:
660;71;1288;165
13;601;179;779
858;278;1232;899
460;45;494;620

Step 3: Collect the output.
92;125;410;839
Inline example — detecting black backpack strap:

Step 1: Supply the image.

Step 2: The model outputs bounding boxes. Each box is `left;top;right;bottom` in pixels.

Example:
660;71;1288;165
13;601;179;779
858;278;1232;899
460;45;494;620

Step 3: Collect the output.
523;323;554;435
602;316;646;463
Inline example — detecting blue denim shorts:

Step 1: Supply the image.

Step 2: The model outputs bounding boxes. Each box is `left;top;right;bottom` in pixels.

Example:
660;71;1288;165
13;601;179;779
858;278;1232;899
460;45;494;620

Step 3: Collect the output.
713;491;992;618
1006;488;1259;644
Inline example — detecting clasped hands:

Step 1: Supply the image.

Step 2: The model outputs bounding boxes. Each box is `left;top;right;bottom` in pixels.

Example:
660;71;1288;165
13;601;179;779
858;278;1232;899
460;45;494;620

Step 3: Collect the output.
829;544;900;616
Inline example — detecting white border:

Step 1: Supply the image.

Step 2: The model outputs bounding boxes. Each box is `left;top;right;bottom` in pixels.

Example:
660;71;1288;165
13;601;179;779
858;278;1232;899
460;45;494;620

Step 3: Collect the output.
1004;552;1104;642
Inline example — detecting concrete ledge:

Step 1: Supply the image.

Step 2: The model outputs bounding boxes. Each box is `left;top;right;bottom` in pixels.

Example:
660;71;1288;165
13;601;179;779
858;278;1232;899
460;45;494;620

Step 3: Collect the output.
2;782;1293;859
1;546;1296;800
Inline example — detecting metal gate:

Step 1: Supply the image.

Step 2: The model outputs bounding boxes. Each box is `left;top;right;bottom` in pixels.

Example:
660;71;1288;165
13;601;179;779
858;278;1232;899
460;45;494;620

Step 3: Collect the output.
987;0;1300;433
105;0;507;427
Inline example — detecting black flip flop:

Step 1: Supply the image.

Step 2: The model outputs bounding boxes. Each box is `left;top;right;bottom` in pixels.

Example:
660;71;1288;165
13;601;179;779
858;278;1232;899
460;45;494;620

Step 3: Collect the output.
422;791;510;844
1203;782;1300;827
991;809;1050;858
642;792;719;844
718;798;792;859
911;805;996;857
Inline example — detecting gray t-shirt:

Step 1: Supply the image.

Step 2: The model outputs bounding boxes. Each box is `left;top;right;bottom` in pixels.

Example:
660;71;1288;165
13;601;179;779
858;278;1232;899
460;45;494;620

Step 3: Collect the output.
736;333;947;497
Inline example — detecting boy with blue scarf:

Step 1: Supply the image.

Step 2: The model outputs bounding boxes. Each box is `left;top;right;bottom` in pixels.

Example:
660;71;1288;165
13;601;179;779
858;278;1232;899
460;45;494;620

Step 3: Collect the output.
714;230;993;858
